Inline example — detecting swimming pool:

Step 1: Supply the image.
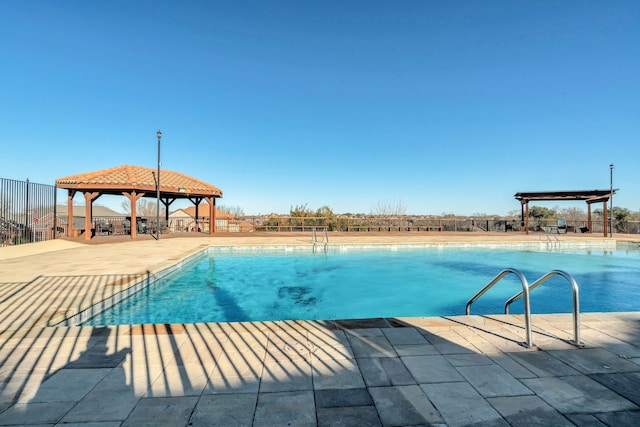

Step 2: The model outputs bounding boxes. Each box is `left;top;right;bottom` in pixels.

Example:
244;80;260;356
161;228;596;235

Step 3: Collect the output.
80;243;640;326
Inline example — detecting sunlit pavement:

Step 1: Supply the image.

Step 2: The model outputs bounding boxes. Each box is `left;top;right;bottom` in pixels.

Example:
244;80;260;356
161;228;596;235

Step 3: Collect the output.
1;233;639;426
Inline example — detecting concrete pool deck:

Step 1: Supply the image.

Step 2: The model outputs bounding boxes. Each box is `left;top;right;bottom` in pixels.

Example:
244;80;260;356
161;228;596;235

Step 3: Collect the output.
0;232;639;425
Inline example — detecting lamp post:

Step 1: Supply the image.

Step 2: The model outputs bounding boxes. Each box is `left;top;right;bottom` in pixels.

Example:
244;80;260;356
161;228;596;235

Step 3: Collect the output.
156;130;162;241
609;163;614;238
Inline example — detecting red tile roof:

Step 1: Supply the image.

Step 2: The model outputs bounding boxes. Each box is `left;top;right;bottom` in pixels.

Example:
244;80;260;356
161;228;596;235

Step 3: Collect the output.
56;165;222;197
180;205;235;219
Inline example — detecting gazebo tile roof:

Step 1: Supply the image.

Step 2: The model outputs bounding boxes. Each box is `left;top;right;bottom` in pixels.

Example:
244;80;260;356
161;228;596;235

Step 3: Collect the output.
56;165;222;197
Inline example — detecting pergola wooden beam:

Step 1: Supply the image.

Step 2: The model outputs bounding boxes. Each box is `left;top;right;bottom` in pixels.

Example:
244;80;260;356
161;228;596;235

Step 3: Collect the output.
514;190;618;237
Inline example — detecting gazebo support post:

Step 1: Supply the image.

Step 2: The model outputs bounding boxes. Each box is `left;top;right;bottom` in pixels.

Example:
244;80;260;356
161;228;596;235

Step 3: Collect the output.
123;191;144;240
602;200;608;238
162;197;175;233
189;196;204;232
83;192;100;241
67;190;76;237
206;196;216;235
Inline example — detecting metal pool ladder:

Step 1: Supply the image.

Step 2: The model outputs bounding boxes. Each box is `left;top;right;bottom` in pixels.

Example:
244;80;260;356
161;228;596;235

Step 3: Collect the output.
543;234;560;249
312;227;329;253
466;268;581;348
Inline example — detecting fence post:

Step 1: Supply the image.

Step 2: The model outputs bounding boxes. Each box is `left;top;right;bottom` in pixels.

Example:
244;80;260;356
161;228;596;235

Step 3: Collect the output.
25;179;31;242
53;185;57;239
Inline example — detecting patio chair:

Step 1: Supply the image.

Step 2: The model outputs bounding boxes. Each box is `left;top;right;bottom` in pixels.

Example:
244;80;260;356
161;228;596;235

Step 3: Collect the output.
97;222;112;235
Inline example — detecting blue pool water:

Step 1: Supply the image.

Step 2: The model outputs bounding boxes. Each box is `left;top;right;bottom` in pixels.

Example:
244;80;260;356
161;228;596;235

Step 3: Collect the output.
82;244;640;325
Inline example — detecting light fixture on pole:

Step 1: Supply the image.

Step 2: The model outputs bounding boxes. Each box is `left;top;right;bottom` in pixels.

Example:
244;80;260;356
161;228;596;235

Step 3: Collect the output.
609;163;614;238
156;130;162;241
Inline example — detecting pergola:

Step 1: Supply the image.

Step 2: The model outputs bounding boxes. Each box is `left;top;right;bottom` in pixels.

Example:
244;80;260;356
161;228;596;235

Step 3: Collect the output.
514;190;617;237
56;165;223;240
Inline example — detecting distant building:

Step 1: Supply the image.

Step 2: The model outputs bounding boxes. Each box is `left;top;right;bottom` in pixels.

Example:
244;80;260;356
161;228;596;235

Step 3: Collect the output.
169;205;254;232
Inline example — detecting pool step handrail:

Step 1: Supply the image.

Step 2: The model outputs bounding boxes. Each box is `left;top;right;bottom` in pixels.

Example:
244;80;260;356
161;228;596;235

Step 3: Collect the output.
466;268;533;348
541;234;560;249
312;227;329;252
504;270;581;346
466;268;582;348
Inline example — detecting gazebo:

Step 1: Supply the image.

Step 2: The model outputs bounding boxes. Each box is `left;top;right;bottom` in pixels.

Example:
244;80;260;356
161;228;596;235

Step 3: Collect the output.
56;165;223;240
514;190;617;237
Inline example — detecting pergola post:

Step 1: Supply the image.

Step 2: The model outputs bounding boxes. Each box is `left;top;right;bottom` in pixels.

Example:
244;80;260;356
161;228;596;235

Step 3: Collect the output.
123;191;144;240
67;189;76;237
206;196;216;235
161;197;175;233
524;202;529;235
83;191;100;241
587;204;592;233
189;197;204;232
602;200;608;238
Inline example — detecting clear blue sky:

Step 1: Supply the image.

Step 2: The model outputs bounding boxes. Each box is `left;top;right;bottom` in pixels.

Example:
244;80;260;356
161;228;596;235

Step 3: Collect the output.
1;1;638;215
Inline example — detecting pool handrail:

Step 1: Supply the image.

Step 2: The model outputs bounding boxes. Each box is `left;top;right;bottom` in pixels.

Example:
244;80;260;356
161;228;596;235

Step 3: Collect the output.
504;269;581;347
312;227;329;252
466;268;533;348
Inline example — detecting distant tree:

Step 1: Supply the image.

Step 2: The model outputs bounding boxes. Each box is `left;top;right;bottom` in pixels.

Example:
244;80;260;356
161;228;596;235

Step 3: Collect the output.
139;199;159;216
312;205;338;230
593;206;627;221
558;207;586;221
290;204;314;217
218;205;245;217
612;207;631;222
315;205;334;218
370;198;406;217
506;209;522;217
120;199;162;216
528;206;556;219
120;200;130;214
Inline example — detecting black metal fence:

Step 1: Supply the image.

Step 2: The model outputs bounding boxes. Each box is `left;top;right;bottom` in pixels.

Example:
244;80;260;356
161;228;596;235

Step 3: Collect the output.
1;178;57;247
89;215;640;235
